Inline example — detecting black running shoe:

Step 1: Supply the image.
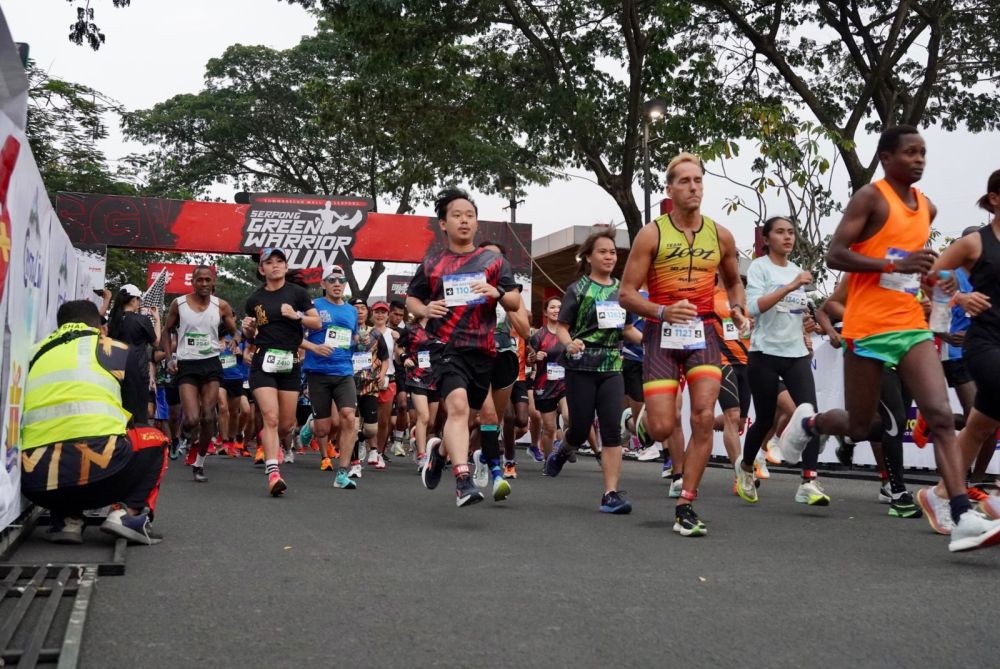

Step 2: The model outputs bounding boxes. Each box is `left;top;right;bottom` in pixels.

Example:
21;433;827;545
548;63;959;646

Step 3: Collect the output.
192;466;207;483
543;447;570;478
672;503;707;537
455;475;484;507
421;437;446;490
888;491;923;519
835;436;855;467
600;490;632;514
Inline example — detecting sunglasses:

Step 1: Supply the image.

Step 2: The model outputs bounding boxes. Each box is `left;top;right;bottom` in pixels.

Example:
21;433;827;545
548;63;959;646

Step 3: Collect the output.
324;276;347;284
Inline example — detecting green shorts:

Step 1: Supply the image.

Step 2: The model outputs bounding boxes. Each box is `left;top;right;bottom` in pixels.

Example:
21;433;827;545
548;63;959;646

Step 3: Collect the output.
846;329;934;368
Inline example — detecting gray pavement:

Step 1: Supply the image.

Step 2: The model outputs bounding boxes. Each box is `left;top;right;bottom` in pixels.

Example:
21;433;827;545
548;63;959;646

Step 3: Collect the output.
30;449;998;667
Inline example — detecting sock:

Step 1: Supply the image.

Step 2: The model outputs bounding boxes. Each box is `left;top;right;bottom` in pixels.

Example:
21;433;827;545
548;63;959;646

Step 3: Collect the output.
878;468;889;482
672;473;683;482
265;459;279;476
949;494;972;524
453;463;470;480
481;424;501;468
194;453;206;468
393;430;403;441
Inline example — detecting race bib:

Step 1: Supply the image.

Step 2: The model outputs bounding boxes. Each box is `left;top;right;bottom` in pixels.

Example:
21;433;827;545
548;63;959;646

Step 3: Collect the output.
324;325;352;349
776;289;809;314
417;350;431;369
879;248;920;295
242;380;250;390
443;272;487;307
546;363;565;381
596;301;626;329
660;319;706;350
261;349;294;374
722;318;739;341
182;331;212;355
352;351;373;373
220;354;237;369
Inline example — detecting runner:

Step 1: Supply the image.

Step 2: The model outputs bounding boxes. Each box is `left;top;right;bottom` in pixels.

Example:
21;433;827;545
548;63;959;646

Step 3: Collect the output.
620;152;746;536
388;300;411;457
370;301;397;469
351;299;388;478
400;314;438;472
242;248;321;497
528;297;568;461
543;227;632;514
160;266;237;483
407;187;521;508
300;263;359;489
218;332;251;457
711;277;752;481
502;328;531;478
733;216;829;506
782;128;1000;551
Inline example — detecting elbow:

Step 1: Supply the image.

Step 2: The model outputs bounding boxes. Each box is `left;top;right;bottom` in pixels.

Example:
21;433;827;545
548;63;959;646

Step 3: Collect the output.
826;247;847;271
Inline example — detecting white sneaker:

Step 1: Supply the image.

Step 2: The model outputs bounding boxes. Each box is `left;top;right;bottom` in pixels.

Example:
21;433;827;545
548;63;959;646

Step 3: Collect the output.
366;449;380;466
415;453;428;474
619;407;633;439
374;453;387;471
358;443;368;462
348;463;363;479
391;440;407;457
754;450;770;480
668;478;683;498
635;444;661;462
734;456;757;503
949;510;1000;552
472;449;489;488
878;483;892;504
980;493;1000;520
795;479;830;506
916;486;954;535
779;403;815;464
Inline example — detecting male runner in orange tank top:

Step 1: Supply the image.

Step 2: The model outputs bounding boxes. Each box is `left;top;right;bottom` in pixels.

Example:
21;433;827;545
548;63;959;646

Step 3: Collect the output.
779;126;1000;553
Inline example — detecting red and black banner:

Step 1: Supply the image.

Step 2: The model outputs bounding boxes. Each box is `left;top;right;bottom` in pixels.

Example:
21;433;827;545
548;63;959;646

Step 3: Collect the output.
385;274;411;302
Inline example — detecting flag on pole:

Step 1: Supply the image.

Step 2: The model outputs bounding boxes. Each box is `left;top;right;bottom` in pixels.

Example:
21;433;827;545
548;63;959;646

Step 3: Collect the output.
143;267;168;312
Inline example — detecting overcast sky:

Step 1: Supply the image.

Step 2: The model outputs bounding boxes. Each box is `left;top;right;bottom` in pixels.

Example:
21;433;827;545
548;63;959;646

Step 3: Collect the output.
5;1;996;275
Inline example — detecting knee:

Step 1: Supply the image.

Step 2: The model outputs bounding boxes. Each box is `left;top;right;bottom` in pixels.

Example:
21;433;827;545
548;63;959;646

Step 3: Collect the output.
261;413;279;430
645;408;675;442
689;407;715;433
923;402;956;435
362;424;377;438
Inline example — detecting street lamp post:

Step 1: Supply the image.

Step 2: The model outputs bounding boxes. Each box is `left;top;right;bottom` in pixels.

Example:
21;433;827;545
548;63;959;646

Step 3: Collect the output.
641;98;668;224
499;174;522;225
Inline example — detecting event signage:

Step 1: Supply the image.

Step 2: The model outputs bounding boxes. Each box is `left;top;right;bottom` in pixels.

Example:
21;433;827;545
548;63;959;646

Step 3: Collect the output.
385;274;412;302
147;262;216;294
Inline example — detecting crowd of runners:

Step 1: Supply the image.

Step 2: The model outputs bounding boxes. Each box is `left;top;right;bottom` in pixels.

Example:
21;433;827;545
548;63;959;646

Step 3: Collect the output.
114;126;1000;554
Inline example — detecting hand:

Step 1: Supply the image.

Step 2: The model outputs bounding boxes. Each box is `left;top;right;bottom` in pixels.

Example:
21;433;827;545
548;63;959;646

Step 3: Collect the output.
390;329;400;341
404;358;415;369
739;317;753;338
920;296;932;318
664;300;697;324
243;350;254;366
167;360;178;375
945;331;966;347
829;331;843;349
803;315;820;334
241;316;256;333
314;344;333;357
894;248;937;274
934;273;958;296
280;303;300;321
794;271;813;288
426;299;448;319
955;291;991;317
471;280;499;299
567;339;586;355
534;350;547;362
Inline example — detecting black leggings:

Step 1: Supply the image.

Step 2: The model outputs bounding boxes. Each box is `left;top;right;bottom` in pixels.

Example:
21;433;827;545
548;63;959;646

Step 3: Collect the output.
743;352;819;471
866;369;909;493
564;370;624;448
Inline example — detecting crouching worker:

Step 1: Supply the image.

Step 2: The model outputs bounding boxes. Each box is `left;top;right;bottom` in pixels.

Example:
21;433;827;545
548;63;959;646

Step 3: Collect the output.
20;300;168;546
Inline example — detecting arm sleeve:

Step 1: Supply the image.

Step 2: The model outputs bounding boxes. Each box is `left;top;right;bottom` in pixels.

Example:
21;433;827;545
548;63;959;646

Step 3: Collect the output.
407;263;431;301
746;261;766;318
557;283;579;325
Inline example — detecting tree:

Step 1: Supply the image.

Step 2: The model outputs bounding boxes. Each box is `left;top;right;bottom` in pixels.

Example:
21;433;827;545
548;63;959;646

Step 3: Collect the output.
66;0;132;50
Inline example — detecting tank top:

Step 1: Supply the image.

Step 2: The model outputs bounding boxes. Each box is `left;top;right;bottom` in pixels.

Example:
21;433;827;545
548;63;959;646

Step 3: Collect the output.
964;226;1000;356
177;295;221;361
841;180;930;340
712;286;748;365
647;213;720;319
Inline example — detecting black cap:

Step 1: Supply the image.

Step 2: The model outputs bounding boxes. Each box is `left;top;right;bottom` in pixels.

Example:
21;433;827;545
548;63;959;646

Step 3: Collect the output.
349;297;366;307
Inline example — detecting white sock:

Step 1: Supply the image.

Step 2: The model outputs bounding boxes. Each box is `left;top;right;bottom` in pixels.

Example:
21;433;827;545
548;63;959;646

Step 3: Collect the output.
194;453;206;468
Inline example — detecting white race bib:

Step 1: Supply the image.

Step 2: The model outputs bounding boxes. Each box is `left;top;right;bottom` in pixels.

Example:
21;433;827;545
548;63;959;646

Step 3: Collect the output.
596;301;626;329
879;247;920;295
722;318;739;341
546;363;565;381
324;325;352;349
182;331;212;356
352;351;373;373
221;354;237;369
443;272;487;307
776;289;809;314
261;349;294;373
417;350;431;369
242;380;250;389
660;319;706;350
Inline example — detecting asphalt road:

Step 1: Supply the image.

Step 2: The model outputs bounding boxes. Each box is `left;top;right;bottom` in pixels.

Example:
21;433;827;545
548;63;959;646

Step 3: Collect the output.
29;448;999;667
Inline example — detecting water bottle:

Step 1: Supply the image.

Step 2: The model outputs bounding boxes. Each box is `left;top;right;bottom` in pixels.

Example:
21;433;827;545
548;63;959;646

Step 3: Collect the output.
928;270;952;333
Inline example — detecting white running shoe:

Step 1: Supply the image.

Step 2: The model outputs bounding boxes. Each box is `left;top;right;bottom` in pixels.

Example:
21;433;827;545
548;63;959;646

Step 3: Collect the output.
472;449;489;488
635;444;661;462
878;483;892;504
949;510;1000;552
391;440;407;457
283;447;295;464
415;453;428;474
348;463;363;479
619;407;633;439
754;449;770;480
734;456;758;503
668;478;683;498
374;453;387;471
366;448;380;466
779;403;815;464
916;486;954;535
795;479;830;506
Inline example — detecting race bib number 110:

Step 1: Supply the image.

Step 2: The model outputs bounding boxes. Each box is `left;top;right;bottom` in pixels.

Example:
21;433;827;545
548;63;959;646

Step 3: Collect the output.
443;272;487;307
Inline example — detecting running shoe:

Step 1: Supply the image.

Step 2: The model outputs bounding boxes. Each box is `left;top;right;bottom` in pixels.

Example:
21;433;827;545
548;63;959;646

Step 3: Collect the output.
967;486;989;503
268;471;287;497
979;493;1000;520
391;440;407;458
795;479;830;506
333;470;357;489
600;490;632;514
754;450;770;480
661;458;673;479
415;453;428;474
673;504;707;537
192;466;207;483
619;407;633;439
348;462;363;479
526;444;545;462
734;456;758;504
635;444;661;462
492;476;511;502
207;440;218;456
635;406;654;448
185;448;197;467
949;510;1000;552
912;412;930;448
455;475;484;507
358;442;368;463
374;453;387;471
472;449;489;488
888;491;922;518
100;508;162;545
668;478;683;498
779;403;815;464
543;446;569;478
366;449;380;466
503;461;517;479
916;486;954;535
284;447;295;464
421;437;445;490
878;483;892;503
168;439;179;460
320;457;334;471
834;436;855;466
177;437;190;458
764;437;782;464
44;516;85;545
566;445;577;463
311;438;322;452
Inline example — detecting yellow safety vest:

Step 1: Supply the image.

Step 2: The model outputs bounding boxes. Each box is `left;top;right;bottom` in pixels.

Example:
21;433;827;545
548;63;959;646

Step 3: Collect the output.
20;323;131;450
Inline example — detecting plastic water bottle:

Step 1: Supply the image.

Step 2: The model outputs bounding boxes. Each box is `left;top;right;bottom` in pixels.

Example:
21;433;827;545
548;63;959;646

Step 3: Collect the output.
928;270;952;333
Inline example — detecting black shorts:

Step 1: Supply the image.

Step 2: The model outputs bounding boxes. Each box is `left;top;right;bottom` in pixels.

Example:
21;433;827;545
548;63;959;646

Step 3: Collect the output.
943;358;972;388
622;359;644;402
491;350;519;390
718;364;751;417
176;357;224;386
394;369;407;390
535;394;564;414
221;378;246;399
249;356;301;393
306;373;358;418
408;384;442;403
164;384;180;406
296;404;313;428
358;394;379;424
433;349;494;410
511;380;529;405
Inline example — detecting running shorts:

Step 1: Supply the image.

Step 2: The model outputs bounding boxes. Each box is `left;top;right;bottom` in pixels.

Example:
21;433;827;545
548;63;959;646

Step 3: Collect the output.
718;364;751;418
641;319;722;397
176;357;224;386
408;384;442;403
622;359;644;402
432;349;494;411
846;329;934;368
510;380;529;405
534;394;564;414
221;378;246;399
358;395;379;425
307;373;358;418
943;358;972;388
491;351;519;390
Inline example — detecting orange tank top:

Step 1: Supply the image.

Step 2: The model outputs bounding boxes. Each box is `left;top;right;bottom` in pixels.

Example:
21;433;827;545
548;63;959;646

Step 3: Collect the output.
841;179;930;340
712;285;748;365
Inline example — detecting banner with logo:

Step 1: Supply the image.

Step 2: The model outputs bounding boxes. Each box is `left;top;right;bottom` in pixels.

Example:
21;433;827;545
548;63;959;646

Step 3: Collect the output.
38;210;78;342
385;274;412;303
74;242;107;290
146;262;215;295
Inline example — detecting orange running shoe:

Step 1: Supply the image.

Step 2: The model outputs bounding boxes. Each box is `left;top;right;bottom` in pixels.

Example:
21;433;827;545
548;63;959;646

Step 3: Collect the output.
331;445;340;459
764;437;782;465
320;457;334;471
253;447;264;465
967;486;989;503
309;437;321;452
912;413;930;448
268;471;286;497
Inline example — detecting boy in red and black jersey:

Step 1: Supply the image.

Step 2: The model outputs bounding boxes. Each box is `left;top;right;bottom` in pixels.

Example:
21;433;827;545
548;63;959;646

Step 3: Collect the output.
407;188;521;508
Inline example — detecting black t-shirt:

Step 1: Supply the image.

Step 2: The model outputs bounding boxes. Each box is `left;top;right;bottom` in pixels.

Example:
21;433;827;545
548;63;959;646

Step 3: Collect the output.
117;312;156;380
406;247;518;355
245;283;313;352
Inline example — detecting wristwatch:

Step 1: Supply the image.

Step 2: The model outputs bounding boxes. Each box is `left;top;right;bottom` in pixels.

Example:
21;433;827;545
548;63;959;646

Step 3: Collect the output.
496;286;507;300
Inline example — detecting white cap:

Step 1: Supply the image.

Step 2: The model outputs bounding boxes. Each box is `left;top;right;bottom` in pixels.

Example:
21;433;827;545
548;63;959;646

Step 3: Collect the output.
121;284;143;298
323;264;346;280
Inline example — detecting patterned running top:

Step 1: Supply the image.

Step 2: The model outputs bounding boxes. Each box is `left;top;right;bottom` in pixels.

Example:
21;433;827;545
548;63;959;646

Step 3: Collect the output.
647;213;721;319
